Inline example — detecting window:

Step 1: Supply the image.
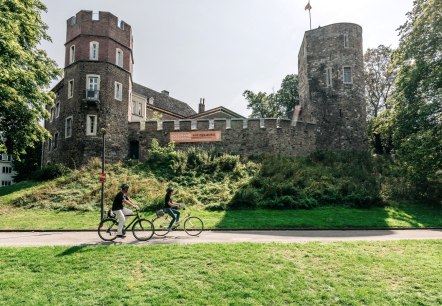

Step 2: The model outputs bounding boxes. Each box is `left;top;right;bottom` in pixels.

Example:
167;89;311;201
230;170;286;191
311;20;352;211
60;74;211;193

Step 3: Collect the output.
86;75;100;99
116;48;123;67
53;132;58;149
344;34;349;48
65;116;73;138
56;101;60;118
50;107;55;122
90;41;99;60
114;81;122;101
343;67;352;84
326;67;333;87
86;115;97;136
68;79;74;99
69;45;75;64
2;166;12;174
2;181;12;186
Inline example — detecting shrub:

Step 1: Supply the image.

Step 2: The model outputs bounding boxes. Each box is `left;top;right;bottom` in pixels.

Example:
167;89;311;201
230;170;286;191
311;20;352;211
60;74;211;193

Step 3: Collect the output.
31;163;70;181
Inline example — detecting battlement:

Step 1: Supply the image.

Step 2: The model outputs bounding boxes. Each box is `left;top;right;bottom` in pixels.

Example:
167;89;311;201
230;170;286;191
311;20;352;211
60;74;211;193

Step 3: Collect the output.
128;119;316;159
66;10;132;49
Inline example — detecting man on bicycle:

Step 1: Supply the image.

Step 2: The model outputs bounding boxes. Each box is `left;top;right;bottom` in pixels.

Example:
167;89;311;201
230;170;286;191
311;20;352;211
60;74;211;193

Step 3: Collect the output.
164;187;180;231
112;184;140;238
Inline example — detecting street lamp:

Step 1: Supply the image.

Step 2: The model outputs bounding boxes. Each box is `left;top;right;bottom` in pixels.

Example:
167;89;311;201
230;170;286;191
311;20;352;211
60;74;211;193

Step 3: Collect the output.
100;128;106;220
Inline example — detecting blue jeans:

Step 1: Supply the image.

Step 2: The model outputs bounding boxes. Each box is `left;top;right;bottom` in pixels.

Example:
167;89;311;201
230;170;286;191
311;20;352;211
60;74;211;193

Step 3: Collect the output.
164;208;180;228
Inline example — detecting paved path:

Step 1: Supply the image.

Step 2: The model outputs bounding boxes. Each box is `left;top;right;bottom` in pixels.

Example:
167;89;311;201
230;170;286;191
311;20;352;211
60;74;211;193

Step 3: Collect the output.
0;229;441;247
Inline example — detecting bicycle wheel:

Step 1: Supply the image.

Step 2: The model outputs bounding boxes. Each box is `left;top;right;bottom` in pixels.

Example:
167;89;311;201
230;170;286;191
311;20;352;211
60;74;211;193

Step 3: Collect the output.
152;216;170;236
132;219;154;241
98;218;118;241
184;216;204;236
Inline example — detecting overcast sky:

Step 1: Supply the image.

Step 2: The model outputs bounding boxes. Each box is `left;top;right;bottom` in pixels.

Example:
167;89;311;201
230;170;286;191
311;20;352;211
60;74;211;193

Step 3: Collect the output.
40;0;413;117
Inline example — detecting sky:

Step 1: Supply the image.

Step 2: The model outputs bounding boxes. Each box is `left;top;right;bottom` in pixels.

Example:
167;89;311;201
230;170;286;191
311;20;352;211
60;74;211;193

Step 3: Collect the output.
40;0;413;117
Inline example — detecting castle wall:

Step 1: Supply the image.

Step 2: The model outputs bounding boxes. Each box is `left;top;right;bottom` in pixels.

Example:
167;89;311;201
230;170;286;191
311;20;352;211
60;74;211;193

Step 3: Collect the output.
128;119;316;160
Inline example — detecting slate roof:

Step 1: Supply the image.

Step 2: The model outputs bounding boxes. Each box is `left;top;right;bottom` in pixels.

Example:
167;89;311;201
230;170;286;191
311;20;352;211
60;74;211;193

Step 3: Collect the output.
133;83;196;117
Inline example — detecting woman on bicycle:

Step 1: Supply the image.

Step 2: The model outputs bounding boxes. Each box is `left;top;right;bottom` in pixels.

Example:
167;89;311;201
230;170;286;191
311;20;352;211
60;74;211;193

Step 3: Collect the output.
164;187;180;231
112;184;140;238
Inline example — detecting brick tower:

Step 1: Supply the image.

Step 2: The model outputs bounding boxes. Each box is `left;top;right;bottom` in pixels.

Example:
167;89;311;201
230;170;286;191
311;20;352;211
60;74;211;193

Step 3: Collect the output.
43;11;133;167
297;23;367;150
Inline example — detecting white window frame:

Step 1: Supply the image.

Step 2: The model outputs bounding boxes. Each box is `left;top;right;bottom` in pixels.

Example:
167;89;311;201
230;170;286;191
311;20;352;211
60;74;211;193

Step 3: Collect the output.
69;45;75;64
56;101;60;118
68;79;74;99
343;66;353;84
344;33;349;48
86;115;98;136
116;48;123;67
65;116;73;138
326;67;333;87
89;41;99;60
114;81;122;101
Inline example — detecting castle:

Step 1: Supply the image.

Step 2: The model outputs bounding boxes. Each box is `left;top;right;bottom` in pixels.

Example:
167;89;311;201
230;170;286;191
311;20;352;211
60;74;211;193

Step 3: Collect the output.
42;10;366;167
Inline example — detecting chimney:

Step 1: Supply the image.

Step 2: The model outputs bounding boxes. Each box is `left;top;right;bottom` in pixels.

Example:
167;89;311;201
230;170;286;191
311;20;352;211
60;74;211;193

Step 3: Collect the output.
198;98;205;113
161;90;169;96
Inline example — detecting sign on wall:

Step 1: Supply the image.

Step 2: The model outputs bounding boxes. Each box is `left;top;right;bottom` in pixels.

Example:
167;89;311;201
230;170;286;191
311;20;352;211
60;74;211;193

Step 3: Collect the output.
170;131;221;143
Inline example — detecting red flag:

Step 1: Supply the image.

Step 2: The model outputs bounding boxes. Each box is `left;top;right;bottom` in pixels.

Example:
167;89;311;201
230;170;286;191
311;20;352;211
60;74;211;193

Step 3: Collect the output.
305;1;312;10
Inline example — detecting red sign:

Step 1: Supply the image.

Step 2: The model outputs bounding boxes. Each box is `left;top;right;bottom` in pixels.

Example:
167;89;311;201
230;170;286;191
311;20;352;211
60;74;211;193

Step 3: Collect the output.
99;173;106;183
170;131;222;143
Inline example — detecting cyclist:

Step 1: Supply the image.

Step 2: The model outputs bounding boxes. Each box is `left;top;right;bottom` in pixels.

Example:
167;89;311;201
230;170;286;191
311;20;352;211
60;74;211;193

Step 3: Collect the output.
164;187;181;231
112;184;140;238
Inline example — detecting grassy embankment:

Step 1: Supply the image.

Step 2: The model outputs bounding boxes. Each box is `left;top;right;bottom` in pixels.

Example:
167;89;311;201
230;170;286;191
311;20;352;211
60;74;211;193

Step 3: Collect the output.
1;146;440;230
1;241;441;305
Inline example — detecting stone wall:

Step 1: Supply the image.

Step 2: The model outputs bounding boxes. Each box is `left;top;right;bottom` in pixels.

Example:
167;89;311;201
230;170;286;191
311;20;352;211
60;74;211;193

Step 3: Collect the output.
128;119;316;159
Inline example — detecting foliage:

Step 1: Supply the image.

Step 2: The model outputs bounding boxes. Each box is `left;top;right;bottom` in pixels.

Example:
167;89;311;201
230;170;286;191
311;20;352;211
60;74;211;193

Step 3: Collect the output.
0;0;61;158
380;0;442;200
244;74;299;118
12;143;42;182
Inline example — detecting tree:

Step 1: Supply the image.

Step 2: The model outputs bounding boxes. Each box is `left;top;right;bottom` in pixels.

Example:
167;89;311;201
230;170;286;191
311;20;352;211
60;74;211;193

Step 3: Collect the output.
0;0;60;159
364;45;396;118
386;0;442;197
244;74;299;118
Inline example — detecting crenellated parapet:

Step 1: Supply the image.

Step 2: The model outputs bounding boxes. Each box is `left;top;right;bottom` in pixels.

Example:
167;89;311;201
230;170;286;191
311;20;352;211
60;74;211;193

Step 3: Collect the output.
128;119;316;159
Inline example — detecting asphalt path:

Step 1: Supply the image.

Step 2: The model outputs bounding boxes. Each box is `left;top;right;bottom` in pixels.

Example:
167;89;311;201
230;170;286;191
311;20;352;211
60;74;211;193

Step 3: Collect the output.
0;229;441;247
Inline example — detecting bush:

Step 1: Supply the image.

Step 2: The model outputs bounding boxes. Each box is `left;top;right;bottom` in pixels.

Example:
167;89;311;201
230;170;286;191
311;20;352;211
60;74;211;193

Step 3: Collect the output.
31;163;70;181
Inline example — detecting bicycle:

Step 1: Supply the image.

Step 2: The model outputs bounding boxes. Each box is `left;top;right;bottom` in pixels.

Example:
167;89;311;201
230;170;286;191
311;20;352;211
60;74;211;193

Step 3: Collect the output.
152;205;204;237
98;209;154;241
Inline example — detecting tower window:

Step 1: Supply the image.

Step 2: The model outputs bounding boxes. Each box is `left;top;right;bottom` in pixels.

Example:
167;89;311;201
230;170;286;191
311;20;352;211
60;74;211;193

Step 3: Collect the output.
69;45;75;64
86;115;97;136
344;34;349;48
65;116;73;138
343;67;352;84
114;82;122;101
90;41;99;60
68;79;74;99
116;48;123;67
56;101;60;118
325;67;333;87
53;132;59;149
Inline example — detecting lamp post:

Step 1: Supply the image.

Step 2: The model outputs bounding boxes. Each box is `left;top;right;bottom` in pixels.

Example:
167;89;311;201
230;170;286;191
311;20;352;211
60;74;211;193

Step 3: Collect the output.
100;128;106;220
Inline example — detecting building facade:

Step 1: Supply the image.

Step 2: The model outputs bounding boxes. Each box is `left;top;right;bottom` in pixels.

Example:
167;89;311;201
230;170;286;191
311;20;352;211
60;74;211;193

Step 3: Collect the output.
42;11;367;167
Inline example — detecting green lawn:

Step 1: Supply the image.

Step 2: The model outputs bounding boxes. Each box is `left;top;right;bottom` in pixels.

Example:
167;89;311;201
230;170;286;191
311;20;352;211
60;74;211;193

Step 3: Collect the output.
0;202;440;230
0;241;441;305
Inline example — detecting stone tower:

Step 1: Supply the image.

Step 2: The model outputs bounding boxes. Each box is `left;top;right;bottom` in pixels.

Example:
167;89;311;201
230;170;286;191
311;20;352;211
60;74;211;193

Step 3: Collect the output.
297;23;367;150
43;11;133;167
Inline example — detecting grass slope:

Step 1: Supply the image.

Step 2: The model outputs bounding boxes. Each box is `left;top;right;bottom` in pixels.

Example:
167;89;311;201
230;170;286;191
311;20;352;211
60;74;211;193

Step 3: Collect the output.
1;241;441;305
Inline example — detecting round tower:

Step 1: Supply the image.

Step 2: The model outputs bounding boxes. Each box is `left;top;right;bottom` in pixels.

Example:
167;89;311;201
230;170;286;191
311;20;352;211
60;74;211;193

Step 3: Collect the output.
44;11;133;167
297;23;367;150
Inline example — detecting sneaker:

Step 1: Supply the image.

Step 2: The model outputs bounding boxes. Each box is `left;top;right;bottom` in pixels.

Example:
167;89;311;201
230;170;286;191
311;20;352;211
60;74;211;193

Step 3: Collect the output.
116;234;126;238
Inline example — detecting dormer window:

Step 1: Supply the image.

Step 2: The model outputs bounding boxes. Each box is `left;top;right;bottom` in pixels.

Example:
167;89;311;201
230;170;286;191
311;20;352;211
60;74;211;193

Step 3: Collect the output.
69;45;75;64
116;48;123;67
90;41;99;60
